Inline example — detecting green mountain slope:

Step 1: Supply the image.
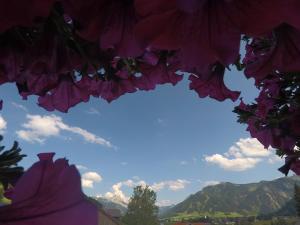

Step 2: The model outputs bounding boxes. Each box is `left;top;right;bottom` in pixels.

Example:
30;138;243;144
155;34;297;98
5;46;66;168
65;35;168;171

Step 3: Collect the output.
262;198;297;218
163;176;300;218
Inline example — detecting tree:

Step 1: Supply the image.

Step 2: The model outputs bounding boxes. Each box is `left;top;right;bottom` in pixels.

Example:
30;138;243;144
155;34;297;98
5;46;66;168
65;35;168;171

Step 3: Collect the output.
122;186;159;225
0;135;26;189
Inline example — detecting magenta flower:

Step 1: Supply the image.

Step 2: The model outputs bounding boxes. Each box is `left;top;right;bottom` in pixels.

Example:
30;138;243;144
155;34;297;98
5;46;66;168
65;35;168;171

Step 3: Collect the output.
244;25;300;81
62;0;143;57
0;153;98;225
98;79;137;103
246;119;277;149
175;0;205;13
226;0;284;36
236;98;251;112
0;43;23;84
283;0;300;29
189;64;240;102
291;159;300;175
278;155;299;176
0;1;55;33
135;62;183;91
255;96;275;119
254;79;281;119
38;74;90;113
135;0;241;74
18;28;84;98
246;118;297;151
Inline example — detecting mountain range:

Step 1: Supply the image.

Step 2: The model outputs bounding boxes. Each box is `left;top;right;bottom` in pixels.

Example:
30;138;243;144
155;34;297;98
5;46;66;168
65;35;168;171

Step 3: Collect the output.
90;176;299;218
161;176;300;218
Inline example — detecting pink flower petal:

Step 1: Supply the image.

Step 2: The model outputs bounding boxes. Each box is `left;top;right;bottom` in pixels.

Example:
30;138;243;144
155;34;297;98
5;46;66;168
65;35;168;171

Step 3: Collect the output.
0;153;98;225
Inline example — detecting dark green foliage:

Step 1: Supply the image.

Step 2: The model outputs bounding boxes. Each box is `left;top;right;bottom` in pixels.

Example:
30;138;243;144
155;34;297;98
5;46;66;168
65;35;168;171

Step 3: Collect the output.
122;186;159;225
0;135;26;189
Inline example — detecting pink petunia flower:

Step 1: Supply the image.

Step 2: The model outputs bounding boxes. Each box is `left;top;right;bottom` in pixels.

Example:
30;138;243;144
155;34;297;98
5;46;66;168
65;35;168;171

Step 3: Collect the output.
189;63;240;102
0;41;24;84
244;25;300;81
135;0;241;74
18;27;84;98
0;153;98;225
0;1;55;33
98;79;137;103
38;74;90;113
226;0;284;36
290;159;300;175
135;62;183;91
62;0;144;57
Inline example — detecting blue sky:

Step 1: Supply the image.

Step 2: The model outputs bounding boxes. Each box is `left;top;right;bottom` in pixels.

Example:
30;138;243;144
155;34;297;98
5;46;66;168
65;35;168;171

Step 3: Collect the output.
0;67;286;206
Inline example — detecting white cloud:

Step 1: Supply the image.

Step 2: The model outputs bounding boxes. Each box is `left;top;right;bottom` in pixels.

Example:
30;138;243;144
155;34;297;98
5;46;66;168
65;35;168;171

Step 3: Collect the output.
104;178;189;206
151;182;166;192
226;138;271;158
82;172;102;182
104;179;148;205
16;115;60;143
203;180;220;187
11;102;28;111
204;138;273;171
81;171;102;188
86;107;100;115
105;182;130;205
167;179;190;191
62;125;112;147
16;114;113;148
76;165;88;170
151;179;190;192
0;115;7;133
122;179;135;187
205;154;262;171
82;179;94;188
